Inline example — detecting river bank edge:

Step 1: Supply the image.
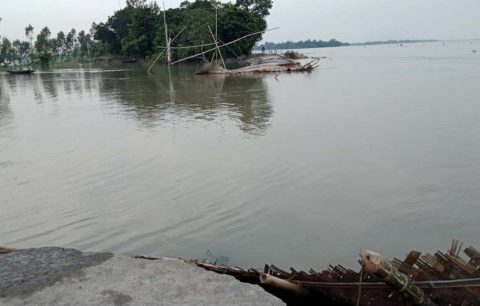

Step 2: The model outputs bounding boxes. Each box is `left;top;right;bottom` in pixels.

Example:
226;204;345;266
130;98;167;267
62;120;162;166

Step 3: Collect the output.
0;247;284;306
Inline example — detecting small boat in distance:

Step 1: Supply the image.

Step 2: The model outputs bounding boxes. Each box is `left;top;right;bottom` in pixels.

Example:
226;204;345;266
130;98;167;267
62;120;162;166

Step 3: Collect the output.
121;58;137;63
7;69;35;75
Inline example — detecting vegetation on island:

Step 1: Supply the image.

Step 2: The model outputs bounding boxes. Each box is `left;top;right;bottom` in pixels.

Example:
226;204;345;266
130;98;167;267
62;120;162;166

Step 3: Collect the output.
0;0;272;68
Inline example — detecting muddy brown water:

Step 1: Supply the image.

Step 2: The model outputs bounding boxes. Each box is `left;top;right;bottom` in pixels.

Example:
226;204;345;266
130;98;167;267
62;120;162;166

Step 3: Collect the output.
1;40;480;269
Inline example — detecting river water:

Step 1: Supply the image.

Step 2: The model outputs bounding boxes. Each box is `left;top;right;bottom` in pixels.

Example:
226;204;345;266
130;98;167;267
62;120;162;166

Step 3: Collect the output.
1;40;480;269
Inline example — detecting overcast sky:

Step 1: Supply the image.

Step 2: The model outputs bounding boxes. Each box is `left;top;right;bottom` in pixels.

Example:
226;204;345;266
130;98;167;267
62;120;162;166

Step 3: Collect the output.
1;0;480;43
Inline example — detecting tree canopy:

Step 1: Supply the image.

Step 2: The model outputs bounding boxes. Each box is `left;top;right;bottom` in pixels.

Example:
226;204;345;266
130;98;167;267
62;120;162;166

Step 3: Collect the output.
236;0;272;17
0;0;272;67
259;39;349;50
94;0;272;59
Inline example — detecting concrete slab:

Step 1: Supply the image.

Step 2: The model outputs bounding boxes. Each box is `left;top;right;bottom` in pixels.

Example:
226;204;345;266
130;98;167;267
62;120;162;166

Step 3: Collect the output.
0;247;284;306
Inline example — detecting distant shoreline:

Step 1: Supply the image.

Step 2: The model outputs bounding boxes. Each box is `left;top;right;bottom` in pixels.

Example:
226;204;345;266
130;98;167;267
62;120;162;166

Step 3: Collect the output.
349;39;438;46
255;39;438;50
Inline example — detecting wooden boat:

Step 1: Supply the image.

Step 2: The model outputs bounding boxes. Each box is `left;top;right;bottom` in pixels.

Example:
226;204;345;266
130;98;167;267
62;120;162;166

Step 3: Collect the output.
7;69;35;75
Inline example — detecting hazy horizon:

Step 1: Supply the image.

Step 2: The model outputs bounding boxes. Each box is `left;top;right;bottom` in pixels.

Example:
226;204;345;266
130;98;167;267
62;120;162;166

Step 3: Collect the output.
1;0;480;43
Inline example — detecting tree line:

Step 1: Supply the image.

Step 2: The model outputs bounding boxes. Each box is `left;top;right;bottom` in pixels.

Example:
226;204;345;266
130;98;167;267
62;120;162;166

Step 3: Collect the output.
349;39;436;46
258;39;349;51
257;39;438;51
0;0;272;67
0;24;107;67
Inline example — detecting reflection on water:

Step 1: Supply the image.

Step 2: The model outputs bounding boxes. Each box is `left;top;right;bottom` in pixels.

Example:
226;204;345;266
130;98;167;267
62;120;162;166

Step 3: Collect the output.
0;65;277;266
0;79;13;146
6;68;273;135
1;40;480;270
98;67;273;134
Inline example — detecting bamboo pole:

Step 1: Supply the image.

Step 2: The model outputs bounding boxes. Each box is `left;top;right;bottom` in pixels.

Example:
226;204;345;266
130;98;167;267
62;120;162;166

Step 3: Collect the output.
360;250;436;305
169;43;216;50
147;48;166;73
291;277;480;290
169;27;279;65
163;1;171;64
215;3;218;62
167;64;175;103
215;4;218;42
259;273;310;296
147;24;186;73
207;25;226;69
171;25;187;44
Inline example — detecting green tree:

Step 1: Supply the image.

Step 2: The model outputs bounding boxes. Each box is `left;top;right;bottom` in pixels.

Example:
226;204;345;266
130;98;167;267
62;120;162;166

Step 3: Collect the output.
154;1;267;60
94;6;135;54
94;0;272;60
0;38;13;65
218;3;266;56
126;0;147;8
261;39;349;50
88;23;108;58
53;31;67;60
154;2;216;61
78;30;95;59
12;40;31;66
25;24;34;40
121;3;160;58
236;0;272;17
24;24;35;60
65;28;77;59
35;27;53;64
